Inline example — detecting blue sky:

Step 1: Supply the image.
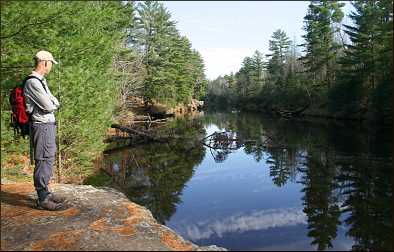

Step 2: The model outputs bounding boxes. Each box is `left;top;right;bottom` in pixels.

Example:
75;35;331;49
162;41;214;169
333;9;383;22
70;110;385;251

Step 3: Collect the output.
160;1;354;80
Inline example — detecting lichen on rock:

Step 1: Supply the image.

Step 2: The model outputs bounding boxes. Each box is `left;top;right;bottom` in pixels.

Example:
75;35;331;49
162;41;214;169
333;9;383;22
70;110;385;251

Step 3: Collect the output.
1;182;226;251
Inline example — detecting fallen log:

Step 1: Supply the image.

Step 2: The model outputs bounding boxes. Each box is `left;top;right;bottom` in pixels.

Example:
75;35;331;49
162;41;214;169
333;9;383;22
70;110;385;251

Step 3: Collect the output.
132;119;167;123
111;124;168;142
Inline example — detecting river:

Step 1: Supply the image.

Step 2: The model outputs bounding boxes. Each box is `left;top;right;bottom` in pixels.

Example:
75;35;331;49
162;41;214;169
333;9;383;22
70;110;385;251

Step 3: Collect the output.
95;111;392;251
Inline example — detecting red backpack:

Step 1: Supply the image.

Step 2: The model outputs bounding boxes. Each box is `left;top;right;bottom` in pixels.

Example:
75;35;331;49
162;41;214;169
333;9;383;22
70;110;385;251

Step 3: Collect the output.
9;76;44;137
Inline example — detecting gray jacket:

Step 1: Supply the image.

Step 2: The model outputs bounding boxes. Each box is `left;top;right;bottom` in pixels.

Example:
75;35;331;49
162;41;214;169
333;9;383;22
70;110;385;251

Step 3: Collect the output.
24;71;60;123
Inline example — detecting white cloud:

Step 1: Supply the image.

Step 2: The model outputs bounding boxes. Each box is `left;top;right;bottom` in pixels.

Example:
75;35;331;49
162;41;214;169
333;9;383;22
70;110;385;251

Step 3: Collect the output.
199;47;258;80
174;207;307;241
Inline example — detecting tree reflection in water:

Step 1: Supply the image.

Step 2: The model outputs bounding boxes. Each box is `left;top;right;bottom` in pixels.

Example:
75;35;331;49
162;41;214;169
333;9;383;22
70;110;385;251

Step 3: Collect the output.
337;157;392;251
101;118;206;224
202;112;392;251
298;149;341;251
98;111;392;251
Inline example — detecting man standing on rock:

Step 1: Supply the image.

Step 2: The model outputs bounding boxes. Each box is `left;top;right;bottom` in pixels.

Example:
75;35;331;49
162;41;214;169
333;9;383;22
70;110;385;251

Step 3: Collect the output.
24;50;64;211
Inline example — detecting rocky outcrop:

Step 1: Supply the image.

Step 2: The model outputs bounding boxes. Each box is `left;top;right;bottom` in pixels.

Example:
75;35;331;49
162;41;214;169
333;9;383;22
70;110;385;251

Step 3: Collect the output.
1;182;226;251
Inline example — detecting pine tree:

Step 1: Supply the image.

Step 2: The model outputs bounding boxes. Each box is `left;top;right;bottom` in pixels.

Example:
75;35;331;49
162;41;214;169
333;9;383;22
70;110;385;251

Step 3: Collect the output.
300;1;344;89
130;1;206;107
250;50;265;89
132;1;177;104
235;50;265;100
266;29;291;86
337;0;393;120
1;1;133;175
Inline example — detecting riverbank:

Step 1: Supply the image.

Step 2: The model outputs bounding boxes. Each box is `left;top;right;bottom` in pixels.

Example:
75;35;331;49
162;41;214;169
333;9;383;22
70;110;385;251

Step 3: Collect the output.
207;104;391;127
0;181;226;251
1;97;204;184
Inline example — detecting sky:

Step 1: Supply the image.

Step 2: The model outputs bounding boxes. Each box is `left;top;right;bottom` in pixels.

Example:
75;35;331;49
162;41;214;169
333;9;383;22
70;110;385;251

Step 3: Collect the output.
160;1;354;80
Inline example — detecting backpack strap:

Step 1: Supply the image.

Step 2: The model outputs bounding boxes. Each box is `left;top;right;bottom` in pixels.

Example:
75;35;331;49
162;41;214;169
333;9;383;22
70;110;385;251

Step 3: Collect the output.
23;76;48;93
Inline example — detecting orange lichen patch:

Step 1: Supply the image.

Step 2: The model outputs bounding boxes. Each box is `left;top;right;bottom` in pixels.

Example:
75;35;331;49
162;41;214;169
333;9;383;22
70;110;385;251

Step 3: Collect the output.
111;226;135;236
123;217;142;227
89;218;135;236
1;205;34;218
2;204;80;223
160;230;194;251
123;202;151;223
29;207;80;218
61;207;80;217
29;240;46;251
89;204;146;237
29;229;83;251
89;218;111;232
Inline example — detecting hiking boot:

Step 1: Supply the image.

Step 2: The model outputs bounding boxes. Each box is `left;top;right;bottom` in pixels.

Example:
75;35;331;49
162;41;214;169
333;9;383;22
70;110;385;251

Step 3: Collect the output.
37;197;64;211
47;193;66;203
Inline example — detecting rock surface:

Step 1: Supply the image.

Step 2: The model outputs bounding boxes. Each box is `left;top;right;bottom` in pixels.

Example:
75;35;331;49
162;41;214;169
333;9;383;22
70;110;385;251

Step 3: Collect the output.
1;183;226;251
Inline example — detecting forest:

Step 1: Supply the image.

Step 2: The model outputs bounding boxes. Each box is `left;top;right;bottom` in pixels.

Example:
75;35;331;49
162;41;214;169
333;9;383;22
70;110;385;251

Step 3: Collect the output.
1;1;206;179
205;1;392;124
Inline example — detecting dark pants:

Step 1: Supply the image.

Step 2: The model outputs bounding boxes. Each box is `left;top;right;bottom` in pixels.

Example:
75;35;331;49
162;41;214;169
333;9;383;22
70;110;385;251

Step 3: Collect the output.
31;122;57;202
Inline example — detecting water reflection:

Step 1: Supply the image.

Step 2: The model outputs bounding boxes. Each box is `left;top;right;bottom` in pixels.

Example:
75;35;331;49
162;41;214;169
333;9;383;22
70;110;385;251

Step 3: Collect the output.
101;118;206;224
98;111;392;251
181;207;307;241
337;157;392;251
299;149;342;251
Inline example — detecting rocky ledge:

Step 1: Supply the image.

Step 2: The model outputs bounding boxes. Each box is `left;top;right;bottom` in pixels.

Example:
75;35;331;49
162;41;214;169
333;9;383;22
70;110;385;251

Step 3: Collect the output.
1;183;226;251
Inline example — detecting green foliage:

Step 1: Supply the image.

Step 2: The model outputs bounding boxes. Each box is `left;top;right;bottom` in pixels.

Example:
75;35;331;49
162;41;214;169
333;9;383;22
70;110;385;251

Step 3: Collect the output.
266;29;291;85
328;74;364;114
130;2;206;107
336;0;393;120
206;0;391;125
1;1;206;180
1;2;133;177
83;170;112;187
236;50;265;99
371;75;392;121
300;1;344;88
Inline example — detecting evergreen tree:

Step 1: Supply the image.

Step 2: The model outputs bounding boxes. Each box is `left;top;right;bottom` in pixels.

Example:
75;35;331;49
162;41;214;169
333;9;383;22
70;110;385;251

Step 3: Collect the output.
1;1;133;177
334;0;393;121
130;1;206;107
132;1;177;104
266;29;291;86
190;49;208;100
300;1;344;89
235;50;265;107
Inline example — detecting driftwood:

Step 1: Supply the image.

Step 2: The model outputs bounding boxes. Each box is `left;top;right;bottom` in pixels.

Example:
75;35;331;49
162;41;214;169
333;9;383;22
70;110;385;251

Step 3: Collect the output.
133;115;151;121
111;124;169;142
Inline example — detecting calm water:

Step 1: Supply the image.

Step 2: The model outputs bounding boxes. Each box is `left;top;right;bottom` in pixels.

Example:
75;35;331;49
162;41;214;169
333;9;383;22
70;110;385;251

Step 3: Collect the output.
98;111;392;251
